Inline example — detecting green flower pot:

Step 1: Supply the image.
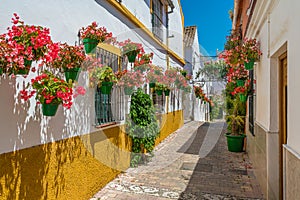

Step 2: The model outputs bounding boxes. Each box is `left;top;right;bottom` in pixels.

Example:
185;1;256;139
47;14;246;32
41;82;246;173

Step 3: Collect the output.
64;67;81;83
126;51;138;63
100;82;113;94
239;94;247;102
83;38;99;54
0;67;3;75
244;59;255;70
42;103;59;116
156;90;163;96
149;82;155;88
14;59;32;75
226;133;246;152
124;86;134;95
236;79;246;87
164;89;170;96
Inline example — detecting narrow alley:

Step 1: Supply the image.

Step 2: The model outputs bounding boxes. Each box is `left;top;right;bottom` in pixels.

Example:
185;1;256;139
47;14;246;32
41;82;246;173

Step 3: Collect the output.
91;122;264;200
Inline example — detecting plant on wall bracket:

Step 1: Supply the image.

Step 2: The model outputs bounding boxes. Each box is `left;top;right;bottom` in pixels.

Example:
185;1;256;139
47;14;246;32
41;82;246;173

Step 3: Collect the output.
126;88;159;167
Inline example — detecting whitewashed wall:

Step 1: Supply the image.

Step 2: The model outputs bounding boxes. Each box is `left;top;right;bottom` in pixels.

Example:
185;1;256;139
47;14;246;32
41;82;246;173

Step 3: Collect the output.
0;0;184;154
122;0;184;66
183;28;207;121
246;0;300;153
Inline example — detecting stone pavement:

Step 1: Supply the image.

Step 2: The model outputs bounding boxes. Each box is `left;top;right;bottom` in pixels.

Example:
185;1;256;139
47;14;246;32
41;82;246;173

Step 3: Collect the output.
90;121;265;200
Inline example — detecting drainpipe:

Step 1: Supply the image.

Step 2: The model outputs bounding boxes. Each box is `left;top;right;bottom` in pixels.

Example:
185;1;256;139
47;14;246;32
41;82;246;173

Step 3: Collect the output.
166;4;174;113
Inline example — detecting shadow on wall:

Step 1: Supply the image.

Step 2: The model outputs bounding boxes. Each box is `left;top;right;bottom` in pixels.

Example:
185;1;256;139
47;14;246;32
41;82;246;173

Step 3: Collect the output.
0;71;92;154
0;137;84;200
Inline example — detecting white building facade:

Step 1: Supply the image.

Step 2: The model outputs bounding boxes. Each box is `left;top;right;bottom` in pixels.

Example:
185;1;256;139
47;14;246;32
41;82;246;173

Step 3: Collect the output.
0;1;186;199
183;26;210;122
234;0;300;199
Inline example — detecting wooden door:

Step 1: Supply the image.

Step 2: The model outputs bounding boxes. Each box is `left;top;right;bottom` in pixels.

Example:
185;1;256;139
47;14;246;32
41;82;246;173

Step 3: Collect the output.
279;53;287;199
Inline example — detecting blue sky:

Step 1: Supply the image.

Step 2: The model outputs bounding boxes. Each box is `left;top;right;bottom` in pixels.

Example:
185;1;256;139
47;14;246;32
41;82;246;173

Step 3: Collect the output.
181;0;233;56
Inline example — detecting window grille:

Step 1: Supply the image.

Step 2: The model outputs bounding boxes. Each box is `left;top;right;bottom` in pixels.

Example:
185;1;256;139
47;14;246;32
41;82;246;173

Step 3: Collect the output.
152;91;165;113
94;46;125;126
249;70;254;135
152;0;163;41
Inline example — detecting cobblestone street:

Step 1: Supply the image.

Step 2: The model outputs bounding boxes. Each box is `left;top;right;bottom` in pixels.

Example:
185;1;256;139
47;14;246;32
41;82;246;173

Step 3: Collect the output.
91;121;265;200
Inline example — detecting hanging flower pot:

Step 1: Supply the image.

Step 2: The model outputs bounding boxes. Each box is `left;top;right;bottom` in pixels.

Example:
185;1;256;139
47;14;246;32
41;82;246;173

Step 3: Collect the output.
126;51;138;63
244;59;255;70
149;82;155;88
156;89;163;96
13;59;32;75
164;89;170;96
124;86;134;95
64;67;81;83
42;103;59;116
100;81;113;94
83;38;99;54
239;94;247;102
236;79;246;87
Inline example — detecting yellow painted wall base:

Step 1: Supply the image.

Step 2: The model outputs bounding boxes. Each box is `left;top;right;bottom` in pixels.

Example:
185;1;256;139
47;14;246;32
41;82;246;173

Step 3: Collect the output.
156;110;184;145
0;110;183;200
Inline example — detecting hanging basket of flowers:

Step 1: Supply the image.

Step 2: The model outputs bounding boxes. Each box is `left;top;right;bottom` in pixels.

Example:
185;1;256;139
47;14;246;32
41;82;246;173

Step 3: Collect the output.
80;22;112;54
242;38;262;70
3;13;59;75
48;43;86;83
89;65;117;94
119;39;143;63
116;69;145;95
20;71;74;116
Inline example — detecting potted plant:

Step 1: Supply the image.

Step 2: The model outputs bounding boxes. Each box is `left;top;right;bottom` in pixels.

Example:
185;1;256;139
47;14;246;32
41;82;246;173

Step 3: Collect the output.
116;70;145;95
229;66;249;86
174;72;191;93
4;13;59;75
154;83;166;96
126;88;159;167
89;65;117;94
49;43;86;83
225;97;246;152
0;35;9;75
146;65;163;88
119;39;143;63
20;71;74;116
218;35;244;68
134;52;153;68
231;79;252;103
80;22;112;54
242;38;262;70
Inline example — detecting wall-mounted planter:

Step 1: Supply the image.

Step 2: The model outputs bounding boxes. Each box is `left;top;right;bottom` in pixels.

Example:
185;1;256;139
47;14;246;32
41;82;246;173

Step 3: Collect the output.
42;103;59;116
100;82;113;94
244;59;255;70
64;67;81;83
83;38;99;54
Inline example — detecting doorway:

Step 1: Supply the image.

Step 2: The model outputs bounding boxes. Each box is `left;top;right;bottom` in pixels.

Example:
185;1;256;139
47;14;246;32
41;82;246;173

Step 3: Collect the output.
279;53;287;199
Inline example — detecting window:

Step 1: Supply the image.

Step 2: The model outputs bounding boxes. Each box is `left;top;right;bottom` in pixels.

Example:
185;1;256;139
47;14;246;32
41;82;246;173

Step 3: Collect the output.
152;0;163;41
152;91;165;113
95;45;126;126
